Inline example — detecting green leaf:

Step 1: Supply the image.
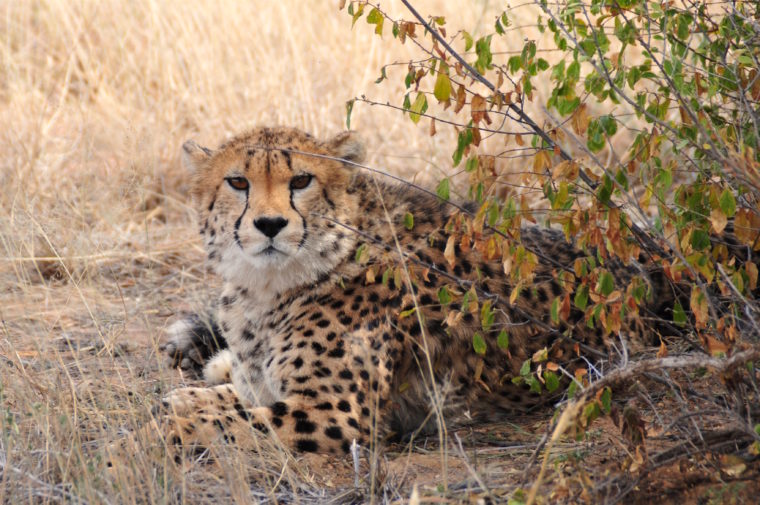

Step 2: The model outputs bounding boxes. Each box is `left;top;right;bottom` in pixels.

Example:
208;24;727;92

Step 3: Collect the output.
366;8;384;35
589;303;603;328
676;13;690;41
597;173;613;204
497;330;509;350
480;300;495;331
550;296;560;324
508;489;527;505
556;96;580;116
568;379;579;399
437;286;451;305
582;402;601;424
615;168;629;190
574;285;589;311
523;75;533;96
350;3;364;27
452;127;473;166
462;31;473;52
519;359;531;376
508;55;522;74
465;156;479;172
403;212;414;230
719;189;736;217
433;69;451;102
345;99;354;129
409;92;427;124
600;387;612;414
461;289;476;313
521;41;536;66
551;60;565;81
381;267;391;286
436;178;450;200
474;35;493;74
354;243;369;264
495;18;504;35
473;332;487;355
597;271;615;297
587;121;605;152
673;301;686;326
567;60;580;83
527;376;542;393
537;58;550;71
599;115;618;136
691;229;710;251
404;70;415;90
544;370;560;392
399;307;417;318
374;66;387;84
487;201;499;226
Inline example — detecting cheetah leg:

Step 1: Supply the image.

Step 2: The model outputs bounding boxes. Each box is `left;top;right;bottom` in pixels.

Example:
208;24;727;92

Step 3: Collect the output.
163;385;371;454
162;383;240;416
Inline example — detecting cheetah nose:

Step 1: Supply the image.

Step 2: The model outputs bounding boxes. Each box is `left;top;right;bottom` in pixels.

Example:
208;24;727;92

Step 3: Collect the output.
254;216;289;238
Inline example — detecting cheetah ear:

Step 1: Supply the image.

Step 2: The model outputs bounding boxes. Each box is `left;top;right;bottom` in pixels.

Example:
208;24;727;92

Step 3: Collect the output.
182;140;213;173
326;131;366;165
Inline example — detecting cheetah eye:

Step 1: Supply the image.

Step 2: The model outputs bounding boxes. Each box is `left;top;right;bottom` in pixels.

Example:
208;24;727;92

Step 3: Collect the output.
226;177;249;191
289;174;313;191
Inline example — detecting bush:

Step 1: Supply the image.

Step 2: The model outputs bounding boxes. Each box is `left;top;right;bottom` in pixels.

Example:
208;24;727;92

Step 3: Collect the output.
343;0;760;500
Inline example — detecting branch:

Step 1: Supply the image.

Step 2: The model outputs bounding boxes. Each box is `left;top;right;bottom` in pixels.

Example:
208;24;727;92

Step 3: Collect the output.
576;347;760;402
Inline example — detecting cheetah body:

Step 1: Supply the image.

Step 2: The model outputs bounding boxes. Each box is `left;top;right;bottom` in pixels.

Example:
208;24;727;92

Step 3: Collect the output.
164;127;664;454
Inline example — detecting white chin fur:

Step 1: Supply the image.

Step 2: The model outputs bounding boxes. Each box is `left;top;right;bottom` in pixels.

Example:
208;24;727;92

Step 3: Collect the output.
203;349;233;385
214;244;337;296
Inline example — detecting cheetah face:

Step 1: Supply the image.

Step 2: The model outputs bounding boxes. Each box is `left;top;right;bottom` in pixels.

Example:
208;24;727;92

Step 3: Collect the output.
182;128;365;294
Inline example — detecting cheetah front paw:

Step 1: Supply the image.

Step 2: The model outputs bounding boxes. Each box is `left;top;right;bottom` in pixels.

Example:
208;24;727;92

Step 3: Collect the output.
203;349;234;385
161;314;227;374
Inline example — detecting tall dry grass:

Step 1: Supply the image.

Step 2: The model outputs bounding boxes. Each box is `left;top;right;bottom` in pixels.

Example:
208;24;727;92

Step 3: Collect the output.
0;1;558;502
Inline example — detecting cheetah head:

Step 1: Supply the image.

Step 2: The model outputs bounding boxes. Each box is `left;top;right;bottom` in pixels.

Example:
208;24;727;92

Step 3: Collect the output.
183;127;366;294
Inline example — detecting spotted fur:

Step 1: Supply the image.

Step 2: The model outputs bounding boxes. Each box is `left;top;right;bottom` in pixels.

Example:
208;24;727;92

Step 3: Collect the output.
162;126;673;454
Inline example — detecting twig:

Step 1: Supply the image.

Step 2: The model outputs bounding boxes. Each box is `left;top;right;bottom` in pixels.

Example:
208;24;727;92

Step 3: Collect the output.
452;433;493;499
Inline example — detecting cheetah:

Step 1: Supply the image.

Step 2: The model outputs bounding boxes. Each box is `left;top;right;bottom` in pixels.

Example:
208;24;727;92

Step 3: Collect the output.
161;126;676;455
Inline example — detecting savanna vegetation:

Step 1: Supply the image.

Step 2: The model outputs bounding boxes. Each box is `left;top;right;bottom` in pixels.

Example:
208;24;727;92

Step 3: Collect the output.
1;1;758;503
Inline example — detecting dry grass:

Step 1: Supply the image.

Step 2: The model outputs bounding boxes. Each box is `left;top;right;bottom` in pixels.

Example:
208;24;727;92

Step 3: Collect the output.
2;1;758;504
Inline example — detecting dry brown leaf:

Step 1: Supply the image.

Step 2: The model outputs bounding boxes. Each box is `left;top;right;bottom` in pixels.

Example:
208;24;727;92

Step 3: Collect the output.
532;150;551;174
571;103;590;135
454;84;466;113
690;286;709;328
657;339;668;358
709;208;728;233
444;235;456;269
705;335;728;356
470;94;491;124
